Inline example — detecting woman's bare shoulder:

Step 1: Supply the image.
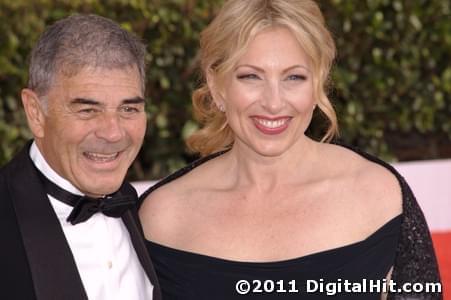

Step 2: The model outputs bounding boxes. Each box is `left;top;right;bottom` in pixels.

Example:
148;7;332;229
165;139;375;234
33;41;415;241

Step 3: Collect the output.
139;155;223;243
321;143;403;222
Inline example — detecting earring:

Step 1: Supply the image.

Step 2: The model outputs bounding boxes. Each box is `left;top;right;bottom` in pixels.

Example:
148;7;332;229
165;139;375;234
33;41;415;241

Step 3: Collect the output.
217;103;225;112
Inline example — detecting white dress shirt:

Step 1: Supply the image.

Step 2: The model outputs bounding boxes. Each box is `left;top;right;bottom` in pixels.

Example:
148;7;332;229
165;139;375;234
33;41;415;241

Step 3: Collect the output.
30;142;153;300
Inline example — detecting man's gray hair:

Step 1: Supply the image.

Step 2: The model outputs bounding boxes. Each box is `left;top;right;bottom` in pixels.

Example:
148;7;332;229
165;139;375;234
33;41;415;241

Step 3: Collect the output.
28;14;146;96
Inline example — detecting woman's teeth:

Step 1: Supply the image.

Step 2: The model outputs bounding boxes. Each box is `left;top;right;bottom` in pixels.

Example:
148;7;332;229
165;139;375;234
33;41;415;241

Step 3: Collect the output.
254;118;289;128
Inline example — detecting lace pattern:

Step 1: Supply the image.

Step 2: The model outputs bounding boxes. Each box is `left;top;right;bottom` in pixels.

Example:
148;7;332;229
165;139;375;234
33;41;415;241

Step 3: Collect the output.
337;144;442;300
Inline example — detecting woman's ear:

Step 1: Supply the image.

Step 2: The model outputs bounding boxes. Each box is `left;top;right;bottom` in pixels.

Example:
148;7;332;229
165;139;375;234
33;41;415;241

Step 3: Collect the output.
21;88;46;138
206;69;225;111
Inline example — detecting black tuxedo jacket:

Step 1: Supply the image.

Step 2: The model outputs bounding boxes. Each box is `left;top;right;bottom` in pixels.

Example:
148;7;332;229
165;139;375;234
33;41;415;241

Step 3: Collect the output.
0;143;161;300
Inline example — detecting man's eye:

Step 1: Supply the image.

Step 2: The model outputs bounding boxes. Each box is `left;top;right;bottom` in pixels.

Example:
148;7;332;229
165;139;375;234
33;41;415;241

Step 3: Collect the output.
75;108;100;119
120;106;141;114
78;108;99;114
236;73;261;80
286;74;307;81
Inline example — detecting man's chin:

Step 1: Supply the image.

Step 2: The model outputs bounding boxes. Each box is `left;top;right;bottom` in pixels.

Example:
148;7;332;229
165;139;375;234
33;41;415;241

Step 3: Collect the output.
79;177;126;197
75;157;131;195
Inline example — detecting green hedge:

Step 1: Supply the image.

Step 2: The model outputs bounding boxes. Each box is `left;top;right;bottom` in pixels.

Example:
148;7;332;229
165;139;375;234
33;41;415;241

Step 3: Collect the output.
0;0;450;180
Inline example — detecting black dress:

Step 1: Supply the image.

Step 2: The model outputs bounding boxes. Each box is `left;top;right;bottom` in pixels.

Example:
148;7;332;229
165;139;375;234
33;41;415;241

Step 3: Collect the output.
140;144;442;299
146;215;401;299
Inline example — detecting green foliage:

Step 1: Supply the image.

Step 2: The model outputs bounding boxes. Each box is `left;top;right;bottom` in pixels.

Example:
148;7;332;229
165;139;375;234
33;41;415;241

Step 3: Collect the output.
318;0;451;160
0;0;450;179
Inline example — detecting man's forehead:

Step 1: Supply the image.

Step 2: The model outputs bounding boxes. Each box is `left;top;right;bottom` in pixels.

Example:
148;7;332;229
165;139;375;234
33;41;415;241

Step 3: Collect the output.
50;67;142;93
42;69;144;106
62;66;140;80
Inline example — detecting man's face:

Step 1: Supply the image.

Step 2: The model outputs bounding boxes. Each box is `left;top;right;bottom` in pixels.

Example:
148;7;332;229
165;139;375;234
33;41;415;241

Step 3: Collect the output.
35;66;146;197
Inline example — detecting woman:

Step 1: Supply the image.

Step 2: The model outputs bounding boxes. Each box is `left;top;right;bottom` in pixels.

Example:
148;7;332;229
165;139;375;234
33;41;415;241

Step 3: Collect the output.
140;0;441;299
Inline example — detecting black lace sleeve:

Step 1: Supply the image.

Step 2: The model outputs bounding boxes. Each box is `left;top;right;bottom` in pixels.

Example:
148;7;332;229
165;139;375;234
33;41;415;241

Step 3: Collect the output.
388;176;442;300
332;142;442;299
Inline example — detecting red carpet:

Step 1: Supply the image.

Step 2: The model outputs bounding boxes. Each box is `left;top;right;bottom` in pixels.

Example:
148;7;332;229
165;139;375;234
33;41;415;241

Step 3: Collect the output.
432;232;451;299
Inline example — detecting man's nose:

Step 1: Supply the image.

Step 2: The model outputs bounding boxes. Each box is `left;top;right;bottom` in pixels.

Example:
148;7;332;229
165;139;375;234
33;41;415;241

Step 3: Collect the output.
261;81;286;114
95;111;125;142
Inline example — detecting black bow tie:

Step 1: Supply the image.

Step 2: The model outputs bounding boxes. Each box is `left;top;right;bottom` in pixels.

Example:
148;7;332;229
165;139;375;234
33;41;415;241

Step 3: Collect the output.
36;169;137;225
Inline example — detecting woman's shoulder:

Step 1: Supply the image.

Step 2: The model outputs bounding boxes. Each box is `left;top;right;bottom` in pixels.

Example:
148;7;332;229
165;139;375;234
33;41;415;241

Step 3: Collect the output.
139;151;226;242
329;142;404;193
139;171;196;243
320;142;403;222
140;149;227;200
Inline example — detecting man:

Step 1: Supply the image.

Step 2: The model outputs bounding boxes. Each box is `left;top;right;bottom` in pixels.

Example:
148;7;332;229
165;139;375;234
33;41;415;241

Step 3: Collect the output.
0;14;161;300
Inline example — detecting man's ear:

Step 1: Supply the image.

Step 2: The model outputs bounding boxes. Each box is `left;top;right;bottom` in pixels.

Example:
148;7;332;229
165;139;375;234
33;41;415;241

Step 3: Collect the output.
206;69;225;110
21;88;46;138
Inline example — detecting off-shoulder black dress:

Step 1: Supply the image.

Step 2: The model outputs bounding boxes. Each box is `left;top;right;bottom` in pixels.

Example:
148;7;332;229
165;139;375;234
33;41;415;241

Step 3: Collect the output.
140;145;442;299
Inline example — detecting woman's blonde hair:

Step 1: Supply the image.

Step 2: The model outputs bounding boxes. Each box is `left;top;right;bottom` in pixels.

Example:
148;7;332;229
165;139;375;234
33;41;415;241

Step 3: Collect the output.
187;0;338;156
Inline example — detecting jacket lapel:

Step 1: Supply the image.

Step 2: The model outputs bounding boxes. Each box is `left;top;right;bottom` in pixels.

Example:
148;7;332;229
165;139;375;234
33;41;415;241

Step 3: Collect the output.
9;143;88;300
122;209;162;300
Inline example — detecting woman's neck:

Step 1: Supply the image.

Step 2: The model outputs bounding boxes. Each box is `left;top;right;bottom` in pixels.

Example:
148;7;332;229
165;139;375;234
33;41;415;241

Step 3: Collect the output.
223;136;319;194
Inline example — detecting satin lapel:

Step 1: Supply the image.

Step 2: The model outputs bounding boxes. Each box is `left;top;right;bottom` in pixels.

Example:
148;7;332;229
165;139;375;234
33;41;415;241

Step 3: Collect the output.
122;209;162;300
9;144;88;300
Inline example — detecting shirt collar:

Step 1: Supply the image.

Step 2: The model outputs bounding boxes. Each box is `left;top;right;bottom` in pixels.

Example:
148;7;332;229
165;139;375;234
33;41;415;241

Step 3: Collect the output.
29;141;84;196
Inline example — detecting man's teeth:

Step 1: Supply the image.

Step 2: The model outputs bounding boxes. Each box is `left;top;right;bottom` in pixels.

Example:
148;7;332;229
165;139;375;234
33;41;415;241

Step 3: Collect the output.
255;118;289;128
84;152;119;162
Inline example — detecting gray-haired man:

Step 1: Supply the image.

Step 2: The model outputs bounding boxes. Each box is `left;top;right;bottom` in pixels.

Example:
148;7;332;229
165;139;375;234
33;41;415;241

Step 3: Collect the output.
0;14;161;300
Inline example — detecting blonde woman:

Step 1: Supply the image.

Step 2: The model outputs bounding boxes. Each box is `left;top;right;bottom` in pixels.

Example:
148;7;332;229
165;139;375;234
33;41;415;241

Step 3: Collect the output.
140;0;441;299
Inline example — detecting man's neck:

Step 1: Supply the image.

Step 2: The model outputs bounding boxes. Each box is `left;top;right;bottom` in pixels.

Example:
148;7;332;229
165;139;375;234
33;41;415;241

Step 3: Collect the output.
29;141;84;196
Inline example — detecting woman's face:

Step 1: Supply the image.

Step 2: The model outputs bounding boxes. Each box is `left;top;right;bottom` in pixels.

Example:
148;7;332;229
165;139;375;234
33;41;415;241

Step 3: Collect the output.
216;26;316;157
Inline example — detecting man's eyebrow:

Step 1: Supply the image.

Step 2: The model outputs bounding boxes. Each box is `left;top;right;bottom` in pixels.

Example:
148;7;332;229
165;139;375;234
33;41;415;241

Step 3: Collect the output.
122;97;145;105
70;98;101;105
69;97;145;105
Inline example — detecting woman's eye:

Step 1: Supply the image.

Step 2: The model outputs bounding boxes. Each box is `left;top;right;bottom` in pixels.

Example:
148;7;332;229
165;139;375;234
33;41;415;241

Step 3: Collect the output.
237;73;261;80
286;74;307;81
